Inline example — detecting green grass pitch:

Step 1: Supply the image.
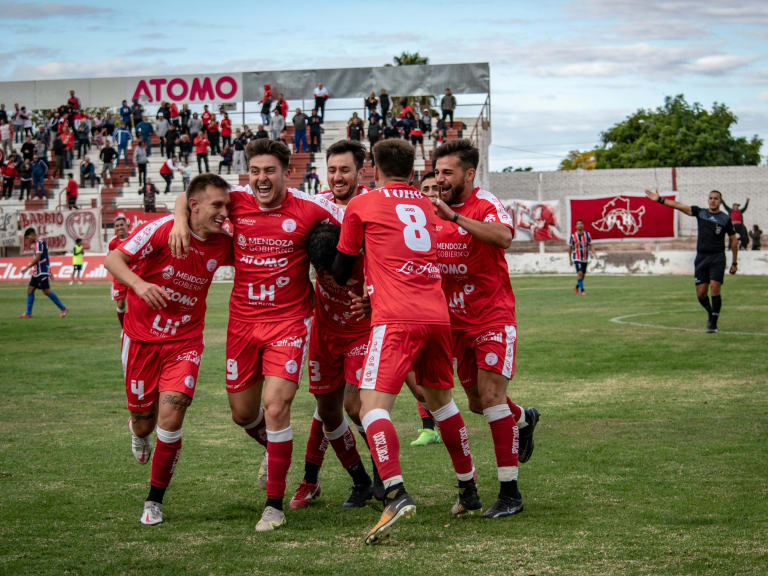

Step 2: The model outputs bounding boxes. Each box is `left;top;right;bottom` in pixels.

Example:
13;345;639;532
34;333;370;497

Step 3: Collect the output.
0;275;766;575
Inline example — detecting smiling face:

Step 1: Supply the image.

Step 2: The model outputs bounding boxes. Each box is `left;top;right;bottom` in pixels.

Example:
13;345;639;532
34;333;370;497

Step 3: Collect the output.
435;154;474;205
248;154;289;209
326;151;360;205
189;185;230;238
114;218;128;239
420;176;439;200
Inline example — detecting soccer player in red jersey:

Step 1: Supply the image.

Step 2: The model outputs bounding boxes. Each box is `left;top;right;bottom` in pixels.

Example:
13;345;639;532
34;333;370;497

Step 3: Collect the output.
333;139;480;545
289;140;375;510
432;139;540;518
108;214;131;327
104;174;233;526
170;139;343;532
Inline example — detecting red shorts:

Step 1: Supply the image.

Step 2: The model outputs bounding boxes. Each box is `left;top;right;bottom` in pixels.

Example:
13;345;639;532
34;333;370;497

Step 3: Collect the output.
308;320;369;394
225;316;312;392
360;323;454;394
121;334;204;412
111;281;128;301
453;324;517;389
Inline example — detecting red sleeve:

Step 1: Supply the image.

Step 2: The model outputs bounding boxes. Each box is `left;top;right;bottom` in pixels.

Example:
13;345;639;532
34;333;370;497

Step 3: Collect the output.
476;190;514;232
304;192;343;227
337;199;364;255
118;215;174;263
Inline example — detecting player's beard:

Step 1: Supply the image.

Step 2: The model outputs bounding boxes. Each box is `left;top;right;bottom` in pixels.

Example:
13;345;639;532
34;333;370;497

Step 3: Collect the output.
440;181;463;206
333;179;357;203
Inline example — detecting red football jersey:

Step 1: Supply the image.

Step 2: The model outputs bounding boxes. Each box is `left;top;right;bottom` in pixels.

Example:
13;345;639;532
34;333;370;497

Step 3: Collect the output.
109;234;130;293
437;188;516;329
228;186;343;322
337;183;449;325
119;216;234;343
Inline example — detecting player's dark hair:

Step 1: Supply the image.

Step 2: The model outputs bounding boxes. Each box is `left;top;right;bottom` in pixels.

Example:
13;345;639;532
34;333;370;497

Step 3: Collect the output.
114;215;127;224
420;171;435;184
575;219;583;224
373;139;414;179
187;173;229;201
710;189;722;200
75;238;82;243
245;138;290;169
326;139;366;171
307;223;340;272
433;139;479;170
24;227;36;237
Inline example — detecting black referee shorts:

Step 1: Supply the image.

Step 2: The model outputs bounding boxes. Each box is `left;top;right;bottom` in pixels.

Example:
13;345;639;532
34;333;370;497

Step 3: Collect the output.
694;252;725;285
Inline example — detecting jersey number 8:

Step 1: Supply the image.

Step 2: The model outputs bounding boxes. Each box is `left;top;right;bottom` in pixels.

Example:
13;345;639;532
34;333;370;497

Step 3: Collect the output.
395;204;430;252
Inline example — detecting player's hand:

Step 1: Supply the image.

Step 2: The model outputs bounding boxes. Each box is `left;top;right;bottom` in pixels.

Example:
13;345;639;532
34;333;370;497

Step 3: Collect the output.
168;220;190;258
729;263;738;275
349;291;371;319
644;189;660;202
133;280;170;309
432;196;455;222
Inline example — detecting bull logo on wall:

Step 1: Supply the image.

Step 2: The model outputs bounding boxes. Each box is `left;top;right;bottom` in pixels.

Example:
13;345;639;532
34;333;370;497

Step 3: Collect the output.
65;211;97;249
592;196;645;236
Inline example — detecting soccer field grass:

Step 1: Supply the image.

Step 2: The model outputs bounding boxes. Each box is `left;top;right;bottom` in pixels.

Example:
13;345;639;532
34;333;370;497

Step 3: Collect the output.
1;275;766;576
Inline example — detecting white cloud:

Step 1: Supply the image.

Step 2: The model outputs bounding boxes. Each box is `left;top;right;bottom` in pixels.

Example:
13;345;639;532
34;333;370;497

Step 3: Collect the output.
0;1;114;18
683;54;758;75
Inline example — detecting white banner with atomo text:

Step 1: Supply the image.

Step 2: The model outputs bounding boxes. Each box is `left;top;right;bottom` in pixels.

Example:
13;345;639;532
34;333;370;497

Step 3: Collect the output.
18;208;103;254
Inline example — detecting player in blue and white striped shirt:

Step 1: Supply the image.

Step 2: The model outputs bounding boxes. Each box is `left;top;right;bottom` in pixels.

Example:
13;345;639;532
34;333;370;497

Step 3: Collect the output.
18;227;68;318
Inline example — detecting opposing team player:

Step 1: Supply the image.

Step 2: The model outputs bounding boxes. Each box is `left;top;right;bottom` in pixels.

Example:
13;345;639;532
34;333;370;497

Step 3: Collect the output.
432;139;539;518
289;140;375;510
645;188;738;332
568;219;597;295
108;215;131;326
170;139;343;532
104;174;233;525
18;228;68;318
333;139;480;544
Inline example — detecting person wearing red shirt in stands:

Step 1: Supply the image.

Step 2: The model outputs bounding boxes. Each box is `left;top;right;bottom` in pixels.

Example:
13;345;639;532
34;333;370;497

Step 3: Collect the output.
105;173;233;527
201;105;211;129
65;173;79;209
108;214;131;327
333;139;479;545
220;111;232;150
61;126;74;168
206;115;221;156
2;157;17;199
169;102;180;128
193;131;209;173
169;139;344;533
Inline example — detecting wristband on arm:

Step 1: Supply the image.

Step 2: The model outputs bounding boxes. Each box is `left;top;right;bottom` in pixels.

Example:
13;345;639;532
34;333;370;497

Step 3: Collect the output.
657;197;665;205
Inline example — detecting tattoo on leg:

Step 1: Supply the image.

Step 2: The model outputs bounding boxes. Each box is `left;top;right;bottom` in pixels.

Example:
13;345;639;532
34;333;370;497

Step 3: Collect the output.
162;394;192;411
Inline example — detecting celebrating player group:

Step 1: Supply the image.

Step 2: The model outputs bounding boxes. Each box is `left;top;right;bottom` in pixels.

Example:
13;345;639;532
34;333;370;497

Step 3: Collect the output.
104;136;540;544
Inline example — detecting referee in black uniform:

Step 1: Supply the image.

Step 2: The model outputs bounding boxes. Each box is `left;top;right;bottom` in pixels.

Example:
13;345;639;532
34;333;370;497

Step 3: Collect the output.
645;189;738;333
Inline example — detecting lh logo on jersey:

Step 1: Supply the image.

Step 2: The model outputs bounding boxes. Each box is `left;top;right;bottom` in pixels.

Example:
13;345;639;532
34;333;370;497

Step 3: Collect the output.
285;360;298;374
282;219;297;233
592;196;645;236
162;265;174;280
184;375;196;390
206;259;218;272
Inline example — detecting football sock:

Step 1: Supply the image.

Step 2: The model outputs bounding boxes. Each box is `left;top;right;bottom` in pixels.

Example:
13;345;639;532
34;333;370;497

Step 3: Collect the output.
266;427;293;504
243;408;267;447
506;397;523;424
304;410;328;478
47;292;65;310
26;292;34;315
325;419;361;470
431;400;475;481
484;404;519;483
698;296;712;313
347;460;372;486
417;402;435;430
500;480;522;499
150;427;182;496
362;409;402;490
711;295;722;317
116;307;125;327
147;485;166;504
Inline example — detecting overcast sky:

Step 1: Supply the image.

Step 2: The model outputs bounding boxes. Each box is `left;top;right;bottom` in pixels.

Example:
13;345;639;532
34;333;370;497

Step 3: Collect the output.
1;0;765;171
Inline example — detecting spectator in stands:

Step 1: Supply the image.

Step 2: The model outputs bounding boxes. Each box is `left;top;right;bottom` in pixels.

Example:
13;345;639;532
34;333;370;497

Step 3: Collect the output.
165;123;179;159
2;157;16;199
218;146;233;175
114;123;133;167
180;159;192;191
0;119;11;156
21;135;35;162
155;113;170;157
367;117;381;166
133;141;148;186
242;125;254;140
170;102;180;128
52;132;65;178
119;100;132;129
220;111;232;149
180;104;191;133
104;111;116;136
207;115;221;156
347;112;364;142
131;99;144;135
365;91;378;118
232;129;247;173
411;114;426;159
432;112;447;144
80;157;97;187
201;105;212;129
136;117;154;155
18;158;33;200
379;88;390;118
76;120;90;159
188;112;202;140
254;124;269;140
178;133;192;164
99;142;116;187
194;130;210;173
749;224;762;250
92;112;103;137
383;121;399;140
440;88;456;126
292;108;309;153
260;84;273;126
314;82;329;119
722;198;750;250
67;90;81;113
66;173;78;209
279;129;291;147
159;156;178;193
384;110;395;128
303;166;320;194
12;104;25;143
275;93;289;117
421;111;432;140
31;154;48;199
0;103;6;123
61;126;74;168
271;108;285;141
308;109;323;153
139;178;158;212
35;124;48;151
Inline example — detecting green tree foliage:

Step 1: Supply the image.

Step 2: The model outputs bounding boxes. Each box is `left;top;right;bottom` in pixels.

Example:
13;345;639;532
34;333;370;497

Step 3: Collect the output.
502;166;533;172
559;150;596;171
392;52;429;66
593;95;762;168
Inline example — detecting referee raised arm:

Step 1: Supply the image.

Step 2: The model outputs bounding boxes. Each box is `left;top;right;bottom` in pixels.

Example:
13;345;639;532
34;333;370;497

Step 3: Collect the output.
645;189;738;333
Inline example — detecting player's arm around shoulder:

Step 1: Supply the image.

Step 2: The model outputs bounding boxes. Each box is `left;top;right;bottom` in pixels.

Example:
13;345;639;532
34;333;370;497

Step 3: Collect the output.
645;189;692;216
169;193;191;257
432;196;513;249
